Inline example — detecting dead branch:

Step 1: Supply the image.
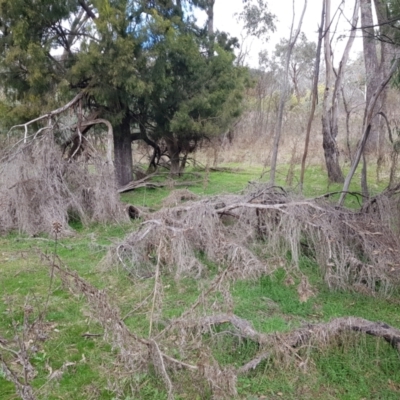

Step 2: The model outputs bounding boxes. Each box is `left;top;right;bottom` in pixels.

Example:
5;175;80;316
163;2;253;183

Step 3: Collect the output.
191;313;269;344
215;200;326;214
108;185;400;293
7;92;84;142
0;353;36;400
0;130;128;236
40;253;198;375
185;312;400;374
118;178;203;193
238;316;400;374
79;118;114;164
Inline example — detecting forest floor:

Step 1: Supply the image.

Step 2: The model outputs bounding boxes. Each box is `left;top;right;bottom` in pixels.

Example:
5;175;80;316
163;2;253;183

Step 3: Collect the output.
1;163;400;399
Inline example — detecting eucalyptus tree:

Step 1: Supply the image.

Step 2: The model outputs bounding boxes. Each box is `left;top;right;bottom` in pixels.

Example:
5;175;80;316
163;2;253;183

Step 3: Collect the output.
274;33;316;104
339;0;400;204
269;0;307;185
0;0;246;184
321;0;360;183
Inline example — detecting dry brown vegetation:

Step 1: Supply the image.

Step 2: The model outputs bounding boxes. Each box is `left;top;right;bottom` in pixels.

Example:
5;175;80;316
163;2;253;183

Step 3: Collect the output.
0;133;128;236
108;186;400;293
70;185;400;397
4;248;393;400
2;122;400;398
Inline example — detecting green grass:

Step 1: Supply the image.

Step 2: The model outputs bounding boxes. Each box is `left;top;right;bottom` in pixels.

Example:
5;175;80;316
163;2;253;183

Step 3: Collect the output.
1;163;399;399
121;163;388;210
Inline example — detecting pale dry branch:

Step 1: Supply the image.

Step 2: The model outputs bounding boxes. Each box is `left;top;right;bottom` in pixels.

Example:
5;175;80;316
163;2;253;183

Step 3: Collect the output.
118;179;203;193
148;240;163;337
39;255;199;393
108;185;400;293
0;354;36;400
149;339;174;400
7;92;84;139
182;312;400;375
0;130;128;236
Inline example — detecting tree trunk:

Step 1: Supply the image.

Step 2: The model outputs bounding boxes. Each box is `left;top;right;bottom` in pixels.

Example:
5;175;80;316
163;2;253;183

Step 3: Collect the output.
321;0;359;183
373;0;394;171
113;112;133;187
322;0;343;183
269;0;307;184
166;137;181;176
322;115;345;182
206;0;215;35
360;0;381;152
300;0;324;190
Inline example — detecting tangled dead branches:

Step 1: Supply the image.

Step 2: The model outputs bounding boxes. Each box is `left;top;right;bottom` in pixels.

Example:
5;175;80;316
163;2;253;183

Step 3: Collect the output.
0;131;128;236
28;253;400;399
107;185;400;293
92;186;400;396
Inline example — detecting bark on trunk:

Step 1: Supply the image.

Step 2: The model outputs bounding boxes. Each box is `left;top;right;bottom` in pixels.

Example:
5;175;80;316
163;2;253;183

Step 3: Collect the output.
300;1;325;189
269;0;307;184
166;137;181;176
360;0;381;152
322;115;345;182
113;112;133;187
320;0;359;183
206;0;215;35
322;0;343;183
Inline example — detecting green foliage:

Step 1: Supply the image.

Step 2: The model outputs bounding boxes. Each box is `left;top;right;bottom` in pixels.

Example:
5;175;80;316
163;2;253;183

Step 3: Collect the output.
238;0;276;41
0;0;248;174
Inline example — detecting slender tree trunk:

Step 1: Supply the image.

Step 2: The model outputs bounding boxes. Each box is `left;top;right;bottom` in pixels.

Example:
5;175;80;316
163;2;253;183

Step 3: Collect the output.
321;0;359;183
373;0;393;178
360;0;380;153
291;64;301;104
269;0;307;184
342;88;353;163
300;0;325;190
339;58;400;205
321;0;343;183
113;112;133;187
206;0;215;35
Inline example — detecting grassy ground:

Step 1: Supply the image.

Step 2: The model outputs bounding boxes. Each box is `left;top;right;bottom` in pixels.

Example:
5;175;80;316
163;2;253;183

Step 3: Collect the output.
1;164;399;399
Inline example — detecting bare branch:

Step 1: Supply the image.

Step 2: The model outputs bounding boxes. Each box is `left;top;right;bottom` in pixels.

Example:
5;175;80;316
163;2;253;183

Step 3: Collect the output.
7;92;84;139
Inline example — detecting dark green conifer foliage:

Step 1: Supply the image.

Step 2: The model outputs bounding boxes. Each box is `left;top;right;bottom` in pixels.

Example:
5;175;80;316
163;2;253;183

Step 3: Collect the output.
0;0;248;183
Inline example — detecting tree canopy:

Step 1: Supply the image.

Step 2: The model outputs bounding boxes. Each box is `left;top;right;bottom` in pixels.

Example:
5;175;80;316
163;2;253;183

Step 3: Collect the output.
0;0;248;183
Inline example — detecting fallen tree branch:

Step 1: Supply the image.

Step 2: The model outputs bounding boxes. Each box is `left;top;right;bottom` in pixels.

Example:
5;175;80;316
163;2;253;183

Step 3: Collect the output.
79;118;114;164
215;200;326;215
193;314;269;344
7;92;84;142
286;317;400;350
0;353;36;400
40;253;198;374
118;179;203;193
183;313;400;374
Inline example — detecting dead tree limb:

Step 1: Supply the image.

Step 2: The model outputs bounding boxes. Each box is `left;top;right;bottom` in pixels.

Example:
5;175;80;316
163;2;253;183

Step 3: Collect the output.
300;0;325;190
118;179;203;193
7;92;84;142
190;313;400;374
79;118;114;164
41;253;198;373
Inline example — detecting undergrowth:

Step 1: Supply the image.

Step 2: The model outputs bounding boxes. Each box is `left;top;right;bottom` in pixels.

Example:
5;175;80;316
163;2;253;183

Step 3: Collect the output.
1;167;400;399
